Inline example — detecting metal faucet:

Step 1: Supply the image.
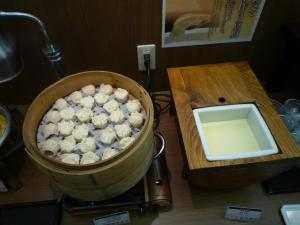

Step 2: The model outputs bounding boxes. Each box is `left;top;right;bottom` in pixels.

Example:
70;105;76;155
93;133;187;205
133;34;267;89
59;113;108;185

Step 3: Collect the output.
0;11;65;81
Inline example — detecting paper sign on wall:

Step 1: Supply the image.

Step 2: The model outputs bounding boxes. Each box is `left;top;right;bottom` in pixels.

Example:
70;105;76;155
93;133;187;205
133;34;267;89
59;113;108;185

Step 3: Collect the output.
162;0;266;48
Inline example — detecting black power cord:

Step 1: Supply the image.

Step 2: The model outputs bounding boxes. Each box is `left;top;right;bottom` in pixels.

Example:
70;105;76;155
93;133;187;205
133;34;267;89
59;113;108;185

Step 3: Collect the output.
143;53;171;130
144;53;151;94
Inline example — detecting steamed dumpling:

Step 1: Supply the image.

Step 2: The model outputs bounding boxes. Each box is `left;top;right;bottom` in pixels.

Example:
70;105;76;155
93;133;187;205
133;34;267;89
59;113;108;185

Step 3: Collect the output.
115;124;131;138
109;109;125;124
79;137;96;153
94;92;109;106
114;88;128;103
128;112;144;128
99;84;113;95
61;153;80;165
92;113;108;129
59;136;76;153
82;84;96;96
39;82;147;165
69;91;82;104
103;99;119;114
57;120;75;136
59;107;75;121
102;147;118;160
42;123;58;138
53;98;68;111
41;139;60;155
80;151;100;165
72;124;89;141
80;96;95;108
76;108;92;122
119;137;135;150
44;110;61;124
126;99;141;114
99;127;116;144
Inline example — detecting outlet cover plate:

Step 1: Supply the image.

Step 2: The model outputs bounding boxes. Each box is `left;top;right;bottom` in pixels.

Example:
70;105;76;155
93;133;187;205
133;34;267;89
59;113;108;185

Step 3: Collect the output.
137;44;156;71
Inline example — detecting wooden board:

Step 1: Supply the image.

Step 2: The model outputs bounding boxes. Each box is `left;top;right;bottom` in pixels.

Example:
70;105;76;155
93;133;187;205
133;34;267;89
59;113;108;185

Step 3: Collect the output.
168;62;300;173
0;153;55;205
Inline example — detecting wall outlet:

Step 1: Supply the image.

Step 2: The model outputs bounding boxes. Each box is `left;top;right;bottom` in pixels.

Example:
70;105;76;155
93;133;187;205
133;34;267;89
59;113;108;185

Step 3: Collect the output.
137;44;156;71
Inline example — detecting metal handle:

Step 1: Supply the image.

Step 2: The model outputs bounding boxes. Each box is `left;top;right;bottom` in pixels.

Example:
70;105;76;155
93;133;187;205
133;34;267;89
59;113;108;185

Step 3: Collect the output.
153;133;165;160
152;132;166;185
0;11;51;44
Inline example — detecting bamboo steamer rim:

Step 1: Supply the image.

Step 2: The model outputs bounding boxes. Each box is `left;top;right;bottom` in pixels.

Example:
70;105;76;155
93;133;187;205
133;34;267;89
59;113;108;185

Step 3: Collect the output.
23;71;154;171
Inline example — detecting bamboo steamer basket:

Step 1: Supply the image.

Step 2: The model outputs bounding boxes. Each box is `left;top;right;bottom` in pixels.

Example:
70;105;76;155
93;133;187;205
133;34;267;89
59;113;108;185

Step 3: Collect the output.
23;71;154;201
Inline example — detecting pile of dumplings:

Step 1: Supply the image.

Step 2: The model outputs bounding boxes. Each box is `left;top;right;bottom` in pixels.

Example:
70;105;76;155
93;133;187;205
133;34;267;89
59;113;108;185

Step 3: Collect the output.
36;83;146;165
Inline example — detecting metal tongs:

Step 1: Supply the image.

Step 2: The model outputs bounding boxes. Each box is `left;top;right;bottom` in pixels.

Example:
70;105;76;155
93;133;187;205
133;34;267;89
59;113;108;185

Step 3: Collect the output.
152;132;166;185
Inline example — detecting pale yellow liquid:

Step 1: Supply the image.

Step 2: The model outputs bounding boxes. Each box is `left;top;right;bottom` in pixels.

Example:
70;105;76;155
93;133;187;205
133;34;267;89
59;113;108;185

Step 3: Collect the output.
202;119;261;156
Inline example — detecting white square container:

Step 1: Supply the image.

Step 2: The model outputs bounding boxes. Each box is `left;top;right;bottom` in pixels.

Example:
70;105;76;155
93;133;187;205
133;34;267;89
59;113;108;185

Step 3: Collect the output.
193;104;279;161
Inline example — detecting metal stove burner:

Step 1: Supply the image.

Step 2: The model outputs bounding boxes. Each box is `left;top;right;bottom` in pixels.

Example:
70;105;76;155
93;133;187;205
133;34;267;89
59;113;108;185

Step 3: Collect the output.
62;179;146;214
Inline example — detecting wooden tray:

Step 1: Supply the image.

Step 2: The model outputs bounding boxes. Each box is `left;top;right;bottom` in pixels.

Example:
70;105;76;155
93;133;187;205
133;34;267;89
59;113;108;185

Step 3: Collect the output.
168;62;300;188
